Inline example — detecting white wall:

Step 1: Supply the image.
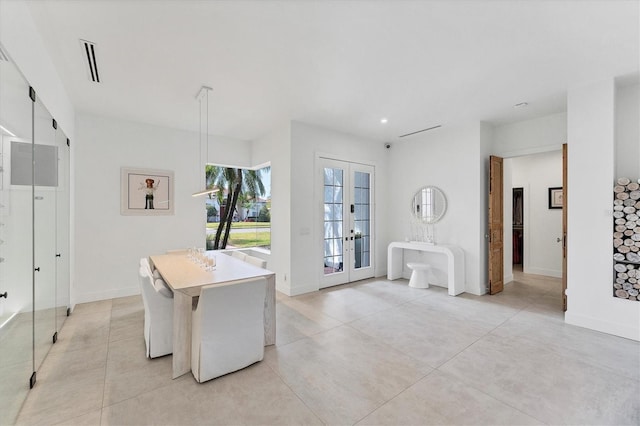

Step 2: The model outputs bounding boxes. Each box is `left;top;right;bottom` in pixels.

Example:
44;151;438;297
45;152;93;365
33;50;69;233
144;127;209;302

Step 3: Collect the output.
287;121;389;296
252;123;292;295
493;112;567;158
508;151;563;277
615;83;640;178
566;79;639;341
387;123;485;295
0;0;74;139
74;113;250;303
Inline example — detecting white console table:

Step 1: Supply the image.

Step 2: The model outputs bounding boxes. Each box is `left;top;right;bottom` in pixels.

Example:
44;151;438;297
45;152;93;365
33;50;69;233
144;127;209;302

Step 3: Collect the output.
387;241;465;296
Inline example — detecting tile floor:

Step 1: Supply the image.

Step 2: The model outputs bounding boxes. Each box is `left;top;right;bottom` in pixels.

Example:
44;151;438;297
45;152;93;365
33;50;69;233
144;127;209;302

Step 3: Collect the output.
13;272;640;425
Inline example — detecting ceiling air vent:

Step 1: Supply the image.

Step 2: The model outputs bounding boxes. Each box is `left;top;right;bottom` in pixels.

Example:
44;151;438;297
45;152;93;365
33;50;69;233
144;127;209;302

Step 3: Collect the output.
399;125;442;138
0;46;9;62
80;39;100;83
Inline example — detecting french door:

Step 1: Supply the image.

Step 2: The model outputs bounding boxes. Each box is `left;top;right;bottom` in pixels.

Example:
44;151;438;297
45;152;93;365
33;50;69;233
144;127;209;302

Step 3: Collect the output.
320;158;375;288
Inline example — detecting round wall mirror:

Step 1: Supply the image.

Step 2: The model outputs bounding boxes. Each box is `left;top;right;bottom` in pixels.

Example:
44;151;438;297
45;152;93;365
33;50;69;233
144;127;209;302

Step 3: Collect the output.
411;186;447;224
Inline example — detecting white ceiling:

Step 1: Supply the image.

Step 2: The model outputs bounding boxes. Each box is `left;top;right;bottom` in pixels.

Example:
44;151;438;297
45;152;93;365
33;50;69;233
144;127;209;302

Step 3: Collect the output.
25;0;639;143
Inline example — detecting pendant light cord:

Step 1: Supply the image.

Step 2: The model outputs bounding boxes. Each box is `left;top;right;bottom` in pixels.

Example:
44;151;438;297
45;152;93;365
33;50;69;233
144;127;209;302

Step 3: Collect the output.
193;86;215;197
205;88;209;169
199;92;203;183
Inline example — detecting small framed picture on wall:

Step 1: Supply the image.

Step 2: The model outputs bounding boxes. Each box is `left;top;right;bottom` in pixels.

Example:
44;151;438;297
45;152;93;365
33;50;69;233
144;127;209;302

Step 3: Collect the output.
548;187;563;209
121;167;174;215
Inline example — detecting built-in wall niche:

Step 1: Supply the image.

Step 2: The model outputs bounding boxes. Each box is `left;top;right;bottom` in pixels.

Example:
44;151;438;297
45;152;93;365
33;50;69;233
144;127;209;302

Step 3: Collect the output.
513;187;523;265
613;177;640;301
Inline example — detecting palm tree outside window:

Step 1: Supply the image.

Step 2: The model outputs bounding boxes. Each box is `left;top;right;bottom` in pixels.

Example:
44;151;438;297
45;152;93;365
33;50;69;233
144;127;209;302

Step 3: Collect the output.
204;165;271;250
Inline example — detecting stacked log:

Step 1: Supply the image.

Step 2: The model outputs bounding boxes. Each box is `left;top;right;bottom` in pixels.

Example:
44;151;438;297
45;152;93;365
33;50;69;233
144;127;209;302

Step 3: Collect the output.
613;177;640;301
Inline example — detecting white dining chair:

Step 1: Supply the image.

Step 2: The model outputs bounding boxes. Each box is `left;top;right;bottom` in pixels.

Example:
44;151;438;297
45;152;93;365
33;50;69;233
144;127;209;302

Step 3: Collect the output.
245;255;267;269
138;267;174;358
191;277;267;383
140;257;162;279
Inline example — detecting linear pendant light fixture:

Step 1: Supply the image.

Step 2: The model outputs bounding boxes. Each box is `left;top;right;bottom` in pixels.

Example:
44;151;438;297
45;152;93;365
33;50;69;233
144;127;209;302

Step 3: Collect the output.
0;124;16;137
192;86;219;197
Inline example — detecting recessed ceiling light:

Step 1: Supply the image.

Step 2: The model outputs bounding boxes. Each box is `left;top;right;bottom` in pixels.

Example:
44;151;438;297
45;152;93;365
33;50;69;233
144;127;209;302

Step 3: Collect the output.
514;102;528;108
380;118;388;124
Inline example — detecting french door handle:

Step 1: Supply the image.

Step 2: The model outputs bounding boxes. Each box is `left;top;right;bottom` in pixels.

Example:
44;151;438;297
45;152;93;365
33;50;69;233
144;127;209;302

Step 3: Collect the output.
34;267;40;272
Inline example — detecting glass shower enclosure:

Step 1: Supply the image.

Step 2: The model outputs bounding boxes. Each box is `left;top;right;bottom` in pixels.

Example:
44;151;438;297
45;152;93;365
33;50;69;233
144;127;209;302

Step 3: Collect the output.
0;43;71;425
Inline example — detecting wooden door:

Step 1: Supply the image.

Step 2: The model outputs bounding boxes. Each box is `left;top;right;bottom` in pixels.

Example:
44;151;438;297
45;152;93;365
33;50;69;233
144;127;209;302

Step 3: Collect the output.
488;155;504;294
562;144;568;311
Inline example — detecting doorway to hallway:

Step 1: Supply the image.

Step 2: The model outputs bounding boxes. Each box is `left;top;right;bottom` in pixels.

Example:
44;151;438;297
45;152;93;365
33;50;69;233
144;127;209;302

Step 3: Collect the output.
489;146;566;311
505;151;563;280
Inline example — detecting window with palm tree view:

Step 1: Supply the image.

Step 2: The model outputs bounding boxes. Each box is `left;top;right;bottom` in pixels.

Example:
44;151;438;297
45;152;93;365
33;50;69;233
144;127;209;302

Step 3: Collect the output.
205;164;271;251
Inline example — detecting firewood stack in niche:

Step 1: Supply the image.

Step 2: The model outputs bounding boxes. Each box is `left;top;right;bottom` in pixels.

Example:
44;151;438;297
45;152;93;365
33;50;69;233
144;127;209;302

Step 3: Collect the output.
613;177;640;301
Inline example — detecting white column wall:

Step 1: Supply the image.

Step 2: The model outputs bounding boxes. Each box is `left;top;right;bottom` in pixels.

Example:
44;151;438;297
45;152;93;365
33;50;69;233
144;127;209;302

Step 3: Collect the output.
566;79;640;341
387;123;485;295
74;113;250;303
252;123;292;295
288;121;388;296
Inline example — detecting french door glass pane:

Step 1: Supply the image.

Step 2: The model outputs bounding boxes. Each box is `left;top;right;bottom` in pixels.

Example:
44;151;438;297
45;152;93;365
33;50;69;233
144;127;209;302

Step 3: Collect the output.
354;171;370;269
324;167;343;274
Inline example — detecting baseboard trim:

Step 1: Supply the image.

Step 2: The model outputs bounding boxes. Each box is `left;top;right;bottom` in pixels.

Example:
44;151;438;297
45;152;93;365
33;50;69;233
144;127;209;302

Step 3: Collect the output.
75;286;140;305
565;311;640;341
277;281;318;297
524;267;562;278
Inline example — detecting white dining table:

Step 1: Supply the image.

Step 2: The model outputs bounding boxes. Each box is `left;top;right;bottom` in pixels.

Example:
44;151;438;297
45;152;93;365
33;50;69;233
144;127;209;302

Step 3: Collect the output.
149;252;276;378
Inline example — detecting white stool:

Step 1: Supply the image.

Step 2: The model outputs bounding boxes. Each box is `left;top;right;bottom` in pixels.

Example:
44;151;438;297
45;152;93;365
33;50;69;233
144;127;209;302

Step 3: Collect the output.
407;263;431;288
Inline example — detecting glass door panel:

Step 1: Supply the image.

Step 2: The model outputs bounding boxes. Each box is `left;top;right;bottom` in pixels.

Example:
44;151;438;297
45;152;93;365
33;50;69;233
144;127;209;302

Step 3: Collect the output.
323;166;345;276
349;164;374;282
0;49;35;425
353;171;370;268
33;97;57;372
55;128;70;333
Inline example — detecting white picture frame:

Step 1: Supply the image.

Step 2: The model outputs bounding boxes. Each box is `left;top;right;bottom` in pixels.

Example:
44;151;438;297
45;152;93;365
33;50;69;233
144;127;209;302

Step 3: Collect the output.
120;167;174;215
